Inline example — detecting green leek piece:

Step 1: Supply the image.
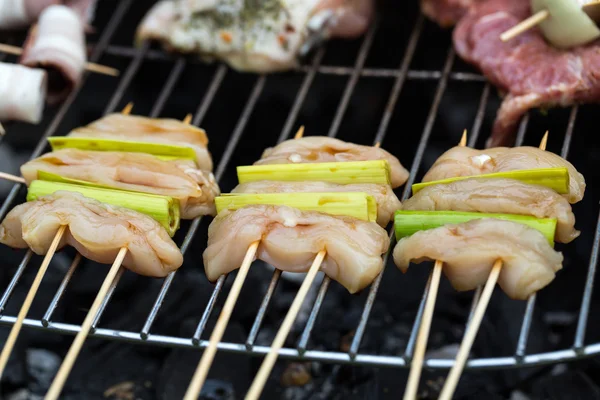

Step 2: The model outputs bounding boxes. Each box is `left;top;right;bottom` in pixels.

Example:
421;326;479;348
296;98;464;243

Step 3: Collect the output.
216;192;378;222
394;210;557;246
37;170;116;191
47;137;196;162
27;180;180;236
412;167;569;195
237;160;391;185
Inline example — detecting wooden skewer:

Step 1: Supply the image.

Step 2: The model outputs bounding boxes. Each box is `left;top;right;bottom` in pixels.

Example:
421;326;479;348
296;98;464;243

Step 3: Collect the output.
438;131;549;400
0;43;119;77
184;124;309;399
0;172;25;184
402;129;468;400
45;247;127;400
246;250;326;400
183;113;193;125
500;10;549;42
183;241;259;400
0;225;66;379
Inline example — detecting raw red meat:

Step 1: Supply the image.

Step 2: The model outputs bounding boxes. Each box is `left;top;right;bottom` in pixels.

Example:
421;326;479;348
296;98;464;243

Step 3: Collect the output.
454;0;600;146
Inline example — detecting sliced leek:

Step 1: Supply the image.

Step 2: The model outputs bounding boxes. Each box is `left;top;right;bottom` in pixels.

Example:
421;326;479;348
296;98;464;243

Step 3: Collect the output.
394;210;557;246
412;167;569;195
37;170;115;190
27;180;180;236
237;160;391;185
47;137;196;162
216;192;378;222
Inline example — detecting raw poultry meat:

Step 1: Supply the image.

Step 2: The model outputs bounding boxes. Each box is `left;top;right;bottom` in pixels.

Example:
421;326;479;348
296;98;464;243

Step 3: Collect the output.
0;63;46;124
21;148;220;219
404;178;578;243
203;204;389;293
0;191;183;277
256;136;409;188
232;180;400;227
422;146;585;203
393;218;563;300
136;0;373;72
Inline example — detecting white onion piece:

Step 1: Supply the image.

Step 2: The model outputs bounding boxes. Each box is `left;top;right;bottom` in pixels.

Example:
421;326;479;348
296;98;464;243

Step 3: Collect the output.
0;63;46;124
532;0;600;48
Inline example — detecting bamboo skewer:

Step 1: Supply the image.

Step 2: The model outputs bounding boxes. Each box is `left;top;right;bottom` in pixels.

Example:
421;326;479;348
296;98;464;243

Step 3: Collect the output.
183;126;308;399
183;241;259;400
0;43;120;76
45;247;127;400
402;129;467;400
0;225;66;379
438;131;549;400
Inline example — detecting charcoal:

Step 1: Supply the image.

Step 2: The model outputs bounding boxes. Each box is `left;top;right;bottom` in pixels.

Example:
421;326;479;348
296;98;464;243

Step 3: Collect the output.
531;369;600;400
26;349;60;396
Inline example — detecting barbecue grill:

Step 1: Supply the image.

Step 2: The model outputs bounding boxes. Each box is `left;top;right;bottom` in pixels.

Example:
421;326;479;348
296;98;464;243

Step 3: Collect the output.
0;0;599;397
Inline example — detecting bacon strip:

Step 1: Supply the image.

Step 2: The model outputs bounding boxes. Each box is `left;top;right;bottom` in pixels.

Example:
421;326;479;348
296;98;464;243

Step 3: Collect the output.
0;0;58;30
0;63;46;124
20;4;86;103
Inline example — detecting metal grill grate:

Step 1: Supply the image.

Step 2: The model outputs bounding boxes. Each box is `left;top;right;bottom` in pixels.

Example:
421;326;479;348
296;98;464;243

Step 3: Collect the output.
0;0;598;373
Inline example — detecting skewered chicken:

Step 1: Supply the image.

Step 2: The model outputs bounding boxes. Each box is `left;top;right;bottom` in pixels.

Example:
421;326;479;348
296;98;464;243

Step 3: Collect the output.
20;5;86;103
136;0;373;72
393;218;563;300
232;180;400;227
204;204;389;294
21;148;220;219
0;191;183;277
0;62;46;124
256;136;409;188
422;146;586;203
68;113;213;171
403;178;578;243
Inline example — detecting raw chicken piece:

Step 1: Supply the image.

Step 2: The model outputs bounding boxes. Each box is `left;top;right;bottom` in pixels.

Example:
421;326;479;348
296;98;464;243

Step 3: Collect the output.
422;146;585;203
21;149;220;219
68;113;213;171
204;205;389;293
393;219;563;300
136;0;373;72
232;180;400;227
256;136;409;188
0;192;183;277
404;178;578;243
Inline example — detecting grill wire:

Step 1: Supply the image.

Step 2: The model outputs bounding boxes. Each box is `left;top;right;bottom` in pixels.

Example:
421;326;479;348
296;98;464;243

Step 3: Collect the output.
0;0;598;377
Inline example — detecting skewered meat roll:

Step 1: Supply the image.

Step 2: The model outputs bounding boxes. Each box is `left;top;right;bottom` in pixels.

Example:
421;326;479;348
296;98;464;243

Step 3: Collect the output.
256;136;409;188
0;63;46;124
136;0;373;72
422;146;586;203
0;0;57;30
68;113;213;171
0;191;183;277
20;5;86;103
393;218;563;300
232;180;400;227
403;178;578;243
21;148;220;219
454;0;600;145
420;0;476;27
204;204;389;294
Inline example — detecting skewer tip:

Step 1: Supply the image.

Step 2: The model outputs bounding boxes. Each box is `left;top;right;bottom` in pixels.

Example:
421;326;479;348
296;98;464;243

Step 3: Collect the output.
122;102;134;116
539;131;549;151
459;129;468;147
294;126;305;140
183;113;193;125
374;142;381;148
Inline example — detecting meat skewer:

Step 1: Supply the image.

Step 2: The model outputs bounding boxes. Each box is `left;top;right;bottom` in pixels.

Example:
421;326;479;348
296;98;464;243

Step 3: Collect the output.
437;134;550;400
45;108;198;400
0;42;119;76
402;130;467;400
0;62;46;125
0;103;138;379
245;141;388;400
